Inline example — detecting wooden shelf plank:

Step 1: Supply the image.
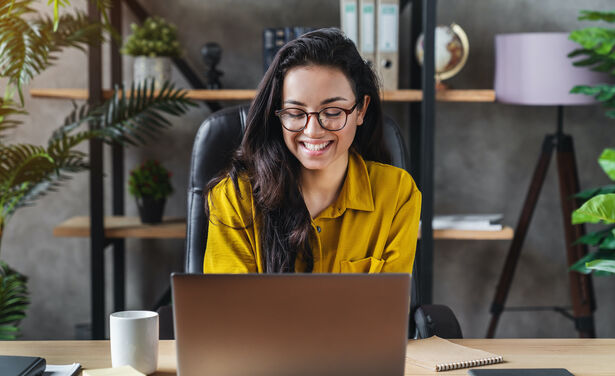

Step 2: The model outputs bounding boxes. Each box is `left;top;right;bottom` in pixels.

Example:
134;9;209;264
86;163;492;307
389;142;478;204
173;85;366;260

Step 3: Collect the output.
54;216;512;240
53;216;186;239
30;88;496;103
428;226;514;240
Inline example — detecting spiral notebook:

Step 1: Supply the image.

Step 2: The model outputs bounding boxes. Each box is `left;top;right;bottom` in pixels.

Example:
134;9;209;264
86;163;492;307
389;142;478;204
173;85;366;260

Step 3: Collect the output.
407;336;503;372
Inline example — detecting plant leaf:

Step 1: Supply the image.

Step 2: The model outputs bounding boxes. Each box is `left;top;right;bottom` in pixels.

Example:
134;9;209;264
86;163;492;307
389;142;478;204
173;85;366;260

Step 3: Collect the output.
572;193;615;224
598;148;615;180
585;259;615;274
0;7;104;103
575;184;615;200
0;97;26;141
573;225;615;246
570;249;615;274
578;10;615;23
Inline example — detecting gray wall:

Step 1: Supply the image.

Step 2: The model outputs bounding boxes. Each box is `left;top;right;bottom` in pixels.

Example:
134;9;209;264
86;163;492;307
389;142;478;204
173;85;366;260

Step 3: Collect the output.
3;0;615;339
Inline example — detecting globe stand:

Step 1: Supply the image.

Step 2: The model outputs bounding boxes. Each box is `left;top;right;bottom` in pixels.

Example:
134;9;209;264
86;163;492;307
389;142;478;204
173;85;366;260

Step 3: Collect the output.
435;80;450;91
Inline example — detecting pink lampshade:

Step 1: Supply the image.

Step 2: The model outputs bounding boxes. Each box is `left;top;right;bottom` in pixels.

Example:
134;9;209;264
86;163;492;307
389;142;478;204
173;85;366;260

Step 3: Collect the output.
494;32;611;105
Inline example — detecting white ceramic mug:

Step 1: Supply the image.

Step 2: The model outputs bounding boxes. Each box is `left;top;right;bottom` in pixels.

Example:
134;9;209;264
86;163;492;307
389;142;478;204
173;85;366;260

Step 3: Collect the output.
110;310;159;374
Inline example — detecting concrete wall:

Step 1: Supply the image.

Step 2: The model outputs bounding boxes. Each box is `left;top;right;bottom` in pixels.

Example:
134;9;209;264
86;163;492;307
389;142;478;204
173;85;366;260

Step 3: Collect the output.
3;0;615;339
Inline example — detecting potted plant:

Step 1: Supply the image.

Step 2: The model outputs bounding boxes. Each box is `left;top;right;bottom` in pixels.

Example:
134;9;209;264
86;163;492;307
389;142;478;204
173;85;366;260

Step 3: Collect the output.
0;1;195;338
129;160;174;224
568;9;615;275
121;16;182;88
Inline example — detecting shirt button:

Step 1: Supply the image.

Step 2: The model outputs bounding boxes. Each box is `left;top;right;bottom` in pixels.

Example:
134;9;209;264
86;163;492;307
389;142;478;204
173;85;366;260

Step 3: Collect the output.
316;226;321;233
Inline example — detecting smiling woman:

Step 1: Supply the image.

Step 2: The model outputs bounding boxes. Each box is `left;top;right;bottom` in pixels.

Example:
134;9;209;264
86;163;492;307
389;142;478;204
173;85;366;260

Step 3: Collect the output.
203;28;422;274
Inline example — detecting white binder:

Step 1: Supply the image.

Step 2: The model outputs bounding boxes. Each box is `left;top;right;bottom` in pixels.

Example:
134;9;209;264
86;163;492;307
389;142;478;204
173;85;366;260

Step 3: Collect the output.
340;0;359;47
376;0;399;90
359;0;376;67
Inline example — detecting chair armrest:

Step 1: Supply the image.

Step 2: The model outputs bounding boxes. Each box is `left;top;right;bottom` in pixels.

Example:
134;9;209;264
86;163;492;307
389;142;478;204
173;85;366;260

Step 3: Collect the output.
413;304;463;339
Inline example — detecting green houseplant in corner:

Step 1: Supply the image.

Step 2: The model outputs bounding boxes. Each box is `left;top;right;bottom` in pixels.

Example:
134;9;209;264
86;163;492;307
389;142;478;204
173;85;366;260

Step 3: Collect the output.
129;159;174;224
0;1;196;338
568;9;615;275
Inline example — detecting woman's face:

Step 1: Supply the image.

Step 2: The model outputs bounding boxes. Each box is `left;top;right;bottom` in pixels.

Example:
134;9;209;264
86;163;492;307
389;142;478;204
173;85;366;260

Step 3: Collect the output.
280;65;369;174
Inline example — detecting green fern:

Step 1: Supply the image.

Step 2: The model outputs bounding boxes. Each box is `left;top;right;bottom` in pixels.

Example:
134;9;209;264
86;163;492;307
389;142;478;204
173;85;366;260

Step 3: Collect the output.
0;97;25;141
0;0;169;340
61;80;197;146
0;261;28;340
0;80;196;228
0;2;104;102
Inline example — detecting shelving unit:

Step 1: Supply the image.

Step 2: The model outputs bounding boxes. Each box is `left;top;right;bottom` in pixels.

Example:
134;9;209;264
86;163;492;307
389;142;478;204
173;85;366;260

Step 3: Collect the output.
53;216;513;240
39;0;509;339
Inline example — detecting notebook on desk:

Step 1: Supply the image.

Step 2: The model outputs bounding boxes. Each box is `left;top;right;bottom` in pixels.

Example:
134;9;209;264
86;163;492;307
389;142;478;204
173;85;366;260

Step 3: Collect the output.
406;336;503;371
171;273;411;376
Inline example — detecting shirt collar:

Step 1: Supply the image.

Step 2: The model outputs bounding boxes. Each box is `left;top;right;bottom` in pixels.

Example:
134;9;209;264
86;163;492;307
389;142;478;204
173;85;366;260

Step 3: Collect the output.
317;150;375;219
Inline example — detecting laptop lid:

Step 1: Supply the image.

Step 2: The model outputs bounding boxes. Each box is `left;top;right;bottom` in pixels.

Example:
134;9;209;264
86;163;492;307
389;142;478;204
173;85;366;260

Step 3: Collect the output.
172;273;411;376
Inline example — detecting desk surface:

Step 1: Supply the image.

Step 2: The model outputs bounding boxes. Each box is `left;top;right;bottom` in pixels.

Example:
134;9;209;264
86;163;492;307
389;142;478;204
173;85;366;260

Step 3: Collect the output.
0;339;612;376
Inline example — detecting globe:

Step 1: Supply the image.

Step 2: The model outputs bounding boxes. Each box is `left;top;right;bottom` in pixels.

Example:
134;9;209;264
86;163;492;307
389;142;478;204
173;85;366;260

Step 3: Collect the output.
415;23;469;83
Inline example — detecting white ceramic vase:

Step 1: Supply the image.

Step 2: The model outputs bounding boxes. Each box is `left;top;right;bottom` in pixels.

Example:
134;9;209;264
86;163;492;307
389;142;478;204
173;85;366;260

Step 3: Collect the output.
133;56;172;88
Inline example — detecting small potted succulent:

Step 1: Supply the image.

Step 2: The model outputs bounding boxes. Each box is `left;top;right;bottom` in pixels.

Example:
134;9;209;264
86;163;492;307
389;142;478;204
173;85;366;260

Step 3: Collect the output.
121;16;182;88
129;160;174;224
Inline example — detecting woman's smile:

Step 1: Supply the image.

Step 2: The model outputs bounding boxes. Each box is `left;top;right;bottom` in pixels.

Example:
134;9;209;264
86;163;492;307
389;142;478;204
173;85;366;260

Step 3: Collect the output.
300;140;333;153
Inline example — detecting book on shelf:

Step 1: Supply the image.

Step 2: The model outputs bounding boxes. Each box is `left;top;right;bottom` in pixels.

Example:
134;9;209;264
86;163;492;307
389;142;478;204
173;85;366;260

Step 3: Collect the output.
262;26;315;72
340;0;359;46
376;0;399;90
431;214;504;231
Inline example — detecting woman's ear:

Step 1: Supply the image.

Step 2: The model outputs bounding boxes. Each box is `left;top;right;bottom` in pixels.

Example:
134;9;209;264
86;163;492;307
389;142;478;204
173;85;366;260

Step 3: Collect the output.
357;95;370;126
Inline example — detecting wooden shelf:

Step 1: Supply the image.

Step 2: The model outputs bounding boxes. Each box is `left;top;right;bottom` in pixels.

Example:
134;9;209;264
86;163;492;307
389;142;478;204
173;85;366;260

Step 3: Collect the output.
53;216;186;239
427;226;514;240
30;88;496;103
54;216;513;240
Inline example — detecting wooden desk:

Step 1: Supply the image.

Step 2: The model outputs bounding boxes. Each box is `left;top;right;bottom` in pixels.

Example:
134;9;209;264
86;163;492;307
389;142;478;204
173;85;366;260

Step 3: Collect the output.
1;339;613;375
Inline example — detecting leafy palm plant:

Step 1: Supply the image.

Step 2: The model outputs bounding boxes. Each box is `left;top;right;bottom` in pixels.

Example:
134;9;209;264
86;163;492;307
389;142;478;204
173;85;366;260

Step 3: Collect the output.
568;9;615;275
0;1;197;338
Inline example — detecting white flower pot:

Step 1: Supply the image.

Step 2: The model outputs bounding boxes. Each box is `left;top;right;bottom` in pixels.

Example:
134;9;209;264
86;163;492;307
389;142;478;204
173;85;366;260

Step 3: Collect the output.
133;56;172;88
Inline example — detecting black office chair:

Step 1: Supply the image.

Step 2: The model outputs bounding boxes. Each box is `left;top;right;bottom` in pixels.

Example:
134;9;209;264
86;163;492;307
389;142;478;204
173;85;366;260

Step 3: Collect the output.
159;105;462;340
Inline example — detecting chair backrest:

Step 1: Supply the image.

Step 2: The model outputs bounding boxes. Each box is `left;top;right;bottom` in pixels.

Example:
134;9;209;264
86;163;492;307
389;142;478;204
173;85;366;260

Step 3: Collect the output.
185;104;410;274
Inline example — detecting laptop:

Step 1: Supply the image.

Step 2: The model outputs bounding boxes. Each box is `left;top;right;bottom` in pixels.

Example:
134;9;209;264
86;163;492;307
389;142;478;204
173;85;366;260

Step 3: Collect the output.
171;273;411;376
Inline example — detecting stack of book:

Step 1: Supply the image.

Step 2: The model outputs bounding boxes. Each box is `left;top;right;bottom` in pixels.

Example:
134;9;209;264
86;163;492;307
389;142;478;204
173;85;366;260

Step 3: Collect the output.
431;214;504;231
262;27;315;73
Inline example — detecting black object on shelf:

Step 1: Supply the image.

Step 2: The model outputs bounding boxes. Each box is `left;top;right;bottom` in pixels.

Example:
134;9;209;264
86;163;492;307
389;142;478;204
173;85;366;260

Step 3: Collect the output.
136;197;167;224
201;42;224;89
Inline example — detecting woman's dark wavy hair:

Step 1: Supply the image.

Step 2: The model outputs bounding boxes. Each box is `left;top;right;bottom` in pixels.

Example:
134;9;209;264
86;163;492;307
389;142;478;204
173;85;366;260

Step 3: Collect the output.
206;27;390;273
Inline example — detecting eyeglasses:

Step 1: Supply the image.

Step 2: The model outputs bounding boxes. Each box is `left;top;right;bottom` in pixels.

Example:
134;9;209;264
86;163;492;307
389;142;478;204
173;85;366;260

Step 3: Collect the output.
274;103;358;132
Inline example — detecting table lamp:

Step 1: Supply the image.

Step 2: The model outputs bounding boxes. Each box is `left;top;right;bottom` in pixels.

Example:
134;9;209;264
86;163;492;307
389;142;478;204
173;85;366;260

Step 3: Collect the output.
487;32;612;338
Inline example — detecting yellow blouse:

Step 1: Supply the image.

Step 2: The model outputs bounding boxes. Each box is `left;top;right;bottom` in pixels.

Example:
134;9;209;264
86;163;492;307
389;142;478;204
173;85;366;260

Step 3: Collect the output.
204;151;422;274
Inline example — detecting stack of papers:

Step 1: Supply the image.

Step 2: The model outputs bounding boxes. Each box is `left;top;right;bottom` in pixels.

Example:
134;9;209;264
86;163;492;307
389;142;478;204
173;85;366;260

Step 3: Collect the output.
82;365;145;376
431;214;503;231
44;363;81;376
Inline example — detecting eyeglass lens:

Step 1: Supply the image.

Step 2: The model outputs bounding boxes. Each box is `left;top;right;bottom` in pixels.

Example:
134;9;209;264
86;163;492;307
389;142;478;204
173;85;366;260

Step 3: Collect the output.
278;107;348;131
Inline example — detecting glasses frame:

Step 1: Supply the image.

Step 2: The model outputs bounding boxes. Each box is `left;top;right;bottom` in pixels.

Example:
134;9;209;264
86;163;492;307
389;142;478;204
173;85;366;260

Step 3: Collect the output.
274;103;359;132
